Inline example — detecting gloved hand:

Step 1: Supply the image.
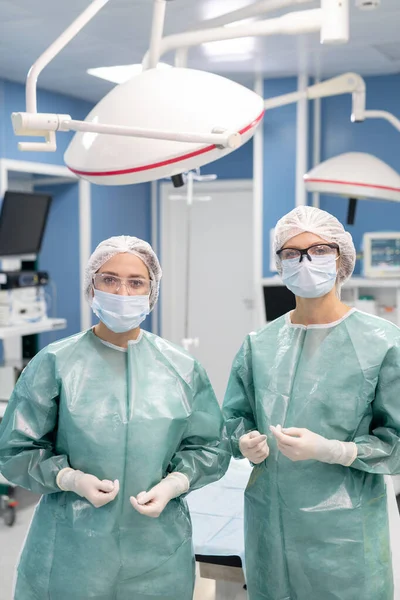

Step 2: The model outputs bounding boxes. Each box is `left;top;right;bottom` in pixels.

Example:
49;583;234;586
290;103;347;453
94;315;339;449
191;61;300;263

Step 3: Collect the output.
270;425;357;466
239;431;270;464
57;468;120;508
130;473;189;518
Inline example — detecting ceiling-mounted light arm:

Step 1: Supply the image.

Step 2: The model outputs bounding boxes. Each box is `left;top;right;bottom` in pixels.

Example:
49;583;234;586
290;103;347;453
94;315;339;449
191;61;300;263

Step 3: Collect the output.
362;110;400;133
143;9;323;68
264;72;400;134
148;0;167;69
26;0;109;114
16;0;109;152
264;72;366;119
143;1;349;68
171;0;313;70
11;112;242;153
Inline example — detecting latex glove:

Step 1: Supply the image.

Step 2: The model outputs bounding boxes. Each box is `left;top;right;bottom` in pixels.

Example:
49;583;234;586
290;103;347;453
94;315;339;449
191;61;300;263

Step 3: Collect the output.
130;473;189;518
270;425;357;466
57;468;120;508
239;430;270;464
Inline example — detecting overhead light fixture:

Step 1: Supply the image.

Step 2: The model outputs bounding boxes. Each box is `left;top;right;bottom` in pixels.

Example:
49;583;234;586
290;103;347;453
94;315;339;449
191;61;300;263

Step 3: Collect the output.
87;62;171;84
304;152;400;224
64;67;264;185
10;0;351;186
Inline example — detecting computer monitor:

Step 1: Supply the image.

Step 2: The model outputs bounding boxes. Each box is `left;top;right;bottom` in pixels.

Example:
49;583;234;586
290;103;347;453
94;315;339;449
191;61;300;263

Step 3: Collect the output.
363;232;400;278
262;283;296;322
0;191;52;258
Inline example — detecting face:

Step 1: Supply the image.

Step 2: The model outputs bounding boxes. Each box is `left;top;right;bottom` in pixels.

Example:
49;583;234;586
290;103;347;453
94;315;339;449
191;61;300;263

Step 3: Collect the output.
95;253;150;296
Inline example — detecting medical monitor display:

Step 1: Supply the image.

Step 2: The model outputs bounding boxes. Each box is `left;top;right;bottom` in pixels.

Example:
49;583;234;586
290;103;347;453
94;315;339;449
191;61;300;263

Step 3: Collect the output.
370;238;400;270
0;191;52;257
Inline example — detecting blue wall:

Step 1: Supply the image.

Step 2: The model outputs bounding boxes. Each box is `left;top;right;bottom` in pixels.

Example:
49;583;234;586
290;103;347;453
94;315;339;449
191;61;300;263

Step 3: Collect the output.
0;79;152;345
201;139;253;179
263;78;297;277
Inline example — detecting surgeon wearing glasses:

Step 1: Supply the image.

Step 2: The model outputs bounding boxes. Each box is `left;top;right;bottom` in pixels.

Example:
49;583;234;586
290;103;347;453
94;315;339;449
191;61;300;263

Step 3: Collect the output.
0;235;229;600
223;206;400;600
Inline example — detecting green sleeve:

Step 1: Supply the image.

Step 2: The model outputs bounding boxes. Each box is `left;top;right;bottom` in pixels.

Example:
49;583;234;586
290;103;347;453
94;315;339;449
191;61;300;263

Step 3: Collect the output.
168;361;231;491
222;338;257;459
0;348;70;494
351;343;400;475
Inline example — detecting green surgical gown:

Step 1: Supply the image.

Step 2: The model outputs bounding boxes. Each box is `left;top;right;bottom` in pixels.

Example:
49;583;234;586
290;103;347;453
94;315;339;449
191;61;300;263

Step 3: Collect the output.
223;309;400;600
0;329;230;600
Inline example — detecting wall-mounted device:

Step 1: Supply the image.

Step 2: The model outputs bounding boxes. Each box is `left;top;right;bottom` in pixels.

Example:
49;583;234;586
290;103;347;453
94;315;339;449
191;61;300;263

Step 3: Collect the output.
363;232;400;278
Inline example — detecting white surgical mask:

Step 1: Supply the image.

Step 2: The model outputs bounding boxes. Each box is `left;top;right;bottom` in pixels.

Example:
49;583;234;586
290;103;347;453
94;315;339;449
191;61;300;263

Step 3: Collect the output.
92;289;150;333
281;255;338;299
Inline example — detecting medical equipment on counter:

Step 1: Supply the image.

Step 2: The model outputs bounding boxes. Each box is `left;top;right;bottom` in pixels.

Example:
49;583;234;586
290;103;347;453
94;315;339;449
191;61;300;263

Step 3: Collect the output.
11;0;349;184
353;295;378;316
362;232;400;278
0;286;48;327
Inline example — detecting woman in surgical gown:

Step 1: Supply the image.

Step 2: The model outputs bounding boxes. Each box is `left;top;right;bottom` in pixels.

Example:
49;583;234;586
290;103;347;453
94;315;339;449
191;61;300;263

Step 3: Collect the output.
0;235;230;600
223;206;400;600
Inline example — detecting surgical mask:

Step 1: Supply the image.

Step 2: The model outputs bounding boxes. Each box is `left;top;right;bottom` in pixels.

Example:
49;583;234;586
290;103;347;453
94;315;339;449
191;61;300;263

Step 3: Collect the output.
281;255;338;299
92;289;150;333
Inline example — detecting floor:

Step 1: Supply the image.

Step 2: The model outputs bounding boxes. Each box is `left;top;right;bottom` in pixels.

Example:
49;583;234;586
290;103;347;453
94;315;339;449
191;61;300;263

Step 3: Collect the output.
0;488;247;600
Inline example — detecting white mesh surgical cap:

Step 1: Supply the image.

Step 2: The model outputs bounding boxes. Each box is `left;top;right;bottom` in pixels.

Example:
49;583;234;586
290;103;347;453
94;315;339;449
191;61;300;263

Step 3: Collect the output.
84;235;162;310
274;206;356;288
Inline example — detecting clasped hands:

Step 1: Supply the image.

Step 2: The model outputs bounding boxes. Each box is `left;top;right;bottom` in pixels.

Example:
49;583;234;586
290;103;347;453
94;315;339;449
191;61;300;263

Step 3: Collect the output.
57;468;189;517
240;425;356;467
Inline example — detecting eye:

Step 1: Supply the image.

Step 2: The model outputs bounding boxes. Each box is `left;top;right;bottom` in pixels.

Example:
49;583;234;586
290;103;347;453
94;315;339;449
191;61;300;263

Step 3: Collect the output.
281;249;300;260
103;276;118;285
309;245;335;256
128;279;145;289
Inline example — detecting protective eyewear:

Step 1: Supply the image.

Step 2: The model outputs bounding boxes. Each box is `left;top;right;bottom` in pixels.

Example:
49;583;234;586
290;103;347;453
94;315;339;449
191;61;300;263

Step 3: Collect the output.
93;273;152;295
276;243;340;263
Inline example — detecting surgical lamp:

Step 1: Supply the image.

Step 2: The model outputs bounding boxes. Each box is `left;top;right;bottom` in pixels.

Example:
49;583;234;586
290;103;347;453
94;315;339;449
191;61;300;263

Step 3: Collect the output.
264;73;400;224
305;153;400;225
11;0;349;185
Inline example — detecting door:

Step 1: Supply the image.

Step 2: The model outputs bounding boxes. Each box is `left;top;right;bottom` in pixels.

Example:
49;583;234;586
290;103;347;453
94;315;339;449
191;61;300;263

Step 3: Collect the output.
161;179;254;403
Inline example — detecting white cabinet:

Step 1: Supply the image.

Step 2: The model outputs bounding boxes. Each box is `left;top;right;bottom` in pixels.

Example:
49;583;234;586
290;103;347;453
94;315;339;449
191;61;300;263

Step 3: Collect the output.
341;277;400;326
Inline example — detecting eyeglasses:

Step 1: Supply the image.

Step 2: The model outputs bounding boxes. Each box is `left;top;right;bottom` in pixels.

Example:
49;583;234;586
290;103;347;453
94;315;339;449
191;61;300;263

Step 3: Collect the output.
93;273;152;295
276;243;340;263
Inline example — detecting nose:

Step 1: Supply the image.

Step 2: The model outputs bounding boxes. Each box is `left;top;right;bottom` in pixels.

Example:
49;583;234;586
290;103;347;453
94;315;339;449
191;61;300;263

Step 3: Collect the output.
116;281;130;296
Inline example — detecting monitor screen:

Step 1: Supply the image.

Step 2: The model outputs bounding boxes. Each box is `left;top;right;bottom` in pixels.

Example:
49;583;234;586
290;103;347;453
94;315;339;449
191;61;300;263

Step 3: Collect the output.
0;191;52;256
370;238;400;271
263;285;296;322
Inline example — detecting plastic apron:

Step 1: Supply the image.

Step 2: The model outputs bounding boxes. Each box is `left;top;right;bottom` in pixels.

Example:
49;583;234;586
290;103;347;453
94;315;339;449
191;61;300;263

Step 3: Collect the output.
0;329;230;600
223;309;400;600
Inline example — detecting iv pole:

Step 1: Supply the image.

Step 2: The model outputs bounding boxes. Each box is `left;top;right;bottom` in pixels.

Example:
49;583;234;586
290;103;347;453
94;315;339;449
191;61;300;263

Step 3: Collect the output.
169;170;216;354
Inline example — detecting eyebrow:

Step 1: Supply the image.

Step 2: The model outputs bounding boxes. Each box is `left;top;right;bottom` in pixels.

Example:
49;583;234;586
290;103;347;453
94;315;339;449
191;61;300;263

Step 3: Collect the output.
99;271;148;279
282;243;329;250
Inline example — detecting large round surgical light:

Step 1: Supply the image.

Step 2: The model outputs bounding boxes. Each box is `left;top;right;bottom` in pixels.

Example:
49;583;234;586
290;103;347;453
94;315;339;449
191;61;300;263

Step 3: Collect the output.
64;67;264;185
304;152;400;202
